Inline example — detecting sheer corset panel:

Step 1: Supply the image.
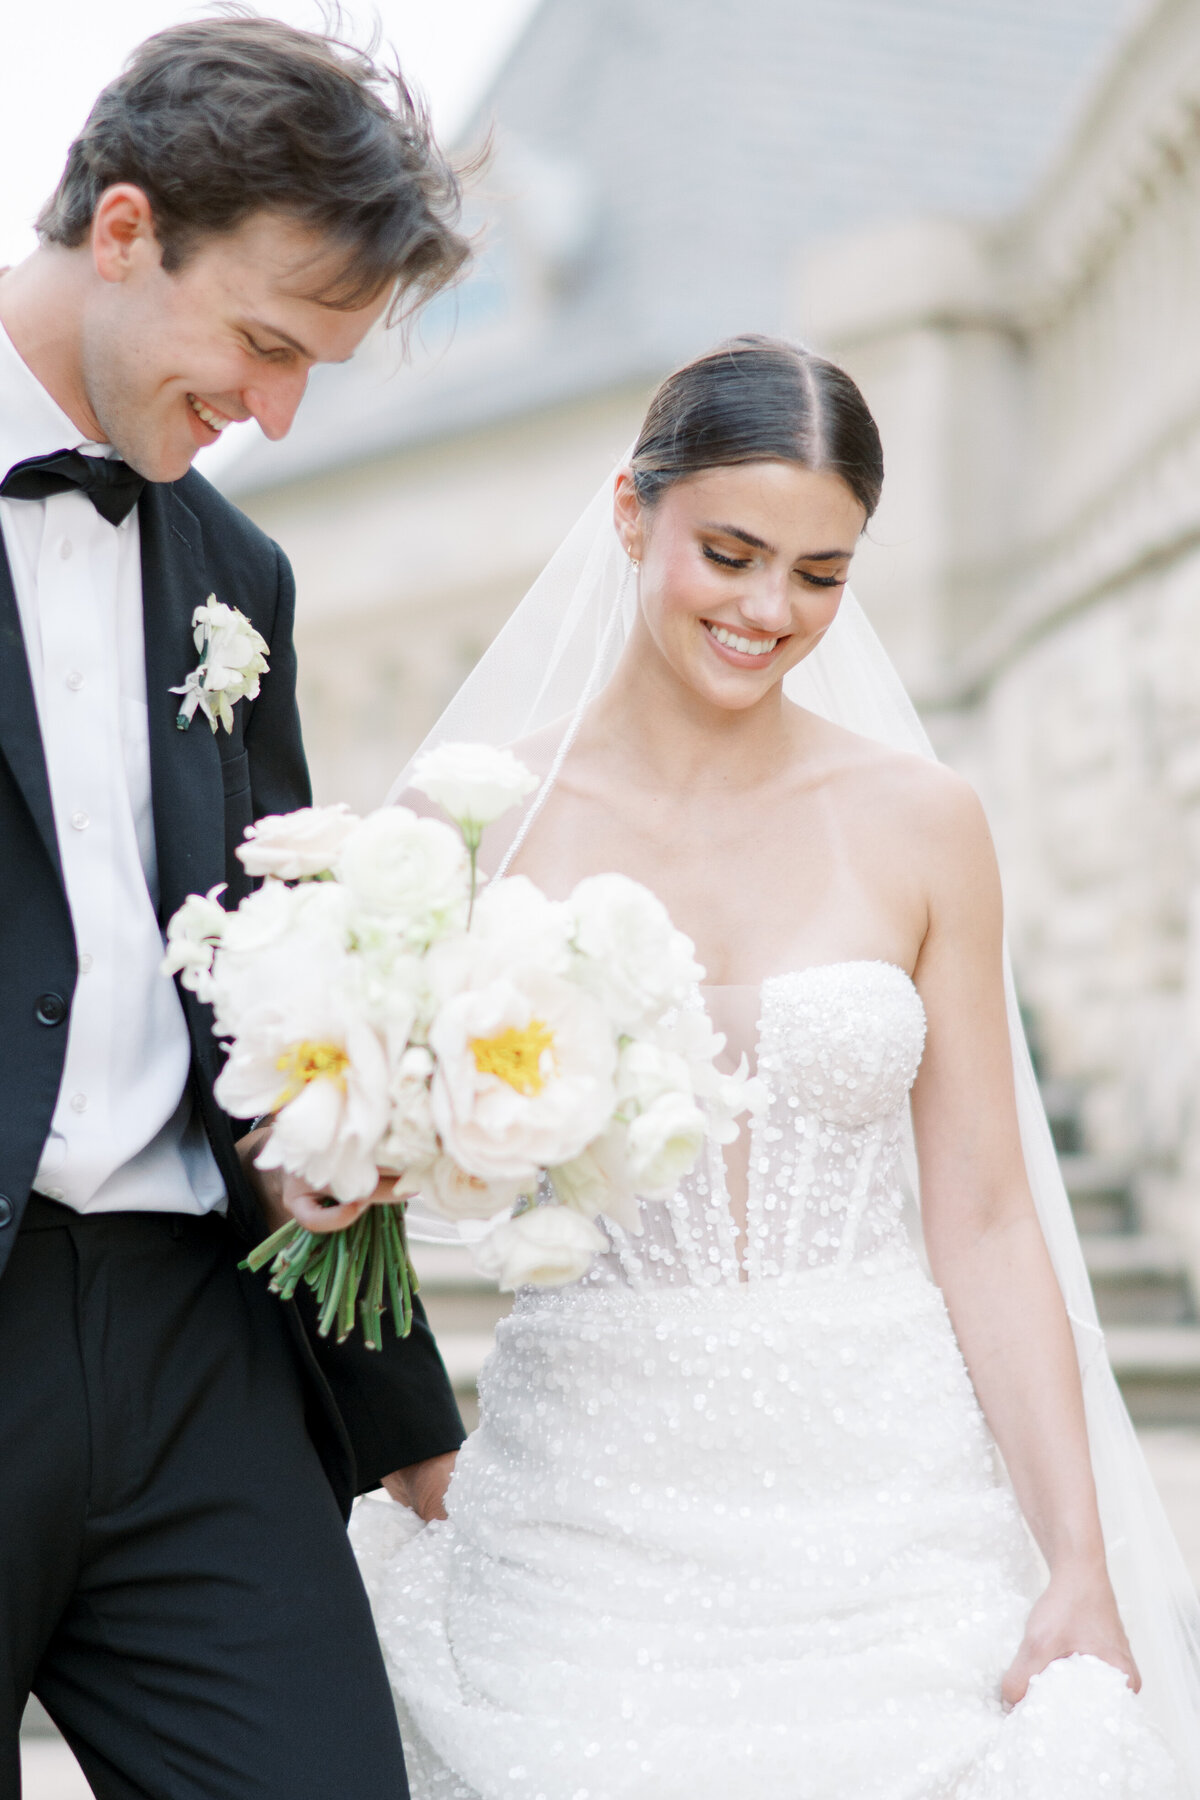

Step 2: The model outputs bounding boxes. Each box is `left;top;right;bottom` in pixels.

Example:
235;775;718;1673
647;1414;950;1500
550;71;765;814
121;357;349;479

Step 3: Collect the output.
576;960;928;1294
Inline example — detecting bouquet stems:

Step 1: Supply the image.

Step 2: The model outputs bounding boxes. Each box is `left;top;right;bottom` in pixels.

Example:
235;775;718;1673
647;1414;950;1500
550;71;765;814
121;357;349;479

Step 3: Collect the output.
241;1202;419;1352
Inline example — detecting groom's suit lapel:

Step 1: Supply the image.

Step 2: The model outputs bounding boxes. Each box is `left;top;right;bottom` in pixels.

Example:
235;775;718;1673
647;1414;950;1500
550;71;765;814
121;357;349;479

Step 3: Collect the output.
0;538;63;882
139;482;225;927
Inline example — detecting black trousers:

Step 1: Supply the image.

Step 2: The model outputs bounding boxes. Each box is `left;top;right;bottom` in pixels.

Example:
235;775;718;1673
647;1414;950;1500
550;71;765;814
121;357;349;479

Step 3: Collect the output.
1;1198;409;1799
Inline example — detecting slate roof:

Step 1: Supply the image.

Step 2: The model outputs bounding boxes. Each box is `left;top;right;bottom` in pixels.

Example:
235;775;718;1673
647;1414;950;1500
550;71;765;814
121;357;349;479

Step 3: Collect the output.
221;0;1137;498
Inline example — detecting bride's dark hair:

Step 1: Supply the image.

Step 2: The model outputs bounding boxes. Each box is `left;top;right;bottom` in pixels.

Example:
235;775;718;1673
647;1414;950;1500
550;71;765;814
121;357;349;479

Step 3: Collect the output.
630;335;884;522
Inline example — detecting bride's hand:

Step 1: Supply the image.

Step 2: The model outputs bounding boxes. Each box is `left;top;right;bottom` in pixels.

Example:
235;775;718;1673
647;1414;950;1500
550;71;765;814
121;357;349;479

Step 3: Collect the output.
1002;1561;1139;1707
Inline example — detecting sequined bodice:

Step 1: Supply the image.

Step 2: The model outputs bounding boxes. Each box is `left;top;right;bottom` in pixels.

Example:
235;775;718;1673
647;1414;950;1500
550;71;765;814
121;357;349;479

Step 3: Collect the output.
581;960;927;1291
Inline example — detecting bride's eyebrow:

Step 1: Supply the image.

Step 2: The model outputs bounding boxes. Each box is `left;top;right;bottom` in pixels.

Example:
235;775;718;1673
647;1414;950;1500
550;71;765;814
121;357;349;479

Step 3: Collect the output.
699;522;854;561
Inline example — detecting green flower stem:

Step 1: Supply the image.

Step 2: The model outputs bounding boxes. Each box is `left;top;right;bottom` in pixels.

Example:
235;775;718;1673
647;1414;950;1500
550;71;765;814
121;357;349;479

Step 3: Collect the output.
240;1202;420;1349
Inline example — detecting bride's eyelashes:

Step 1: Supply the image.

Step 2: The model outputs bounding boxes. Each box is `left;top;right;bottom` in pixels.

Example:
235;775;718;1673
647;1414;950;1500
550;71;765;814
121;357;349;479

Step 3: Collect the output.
699;544;845;589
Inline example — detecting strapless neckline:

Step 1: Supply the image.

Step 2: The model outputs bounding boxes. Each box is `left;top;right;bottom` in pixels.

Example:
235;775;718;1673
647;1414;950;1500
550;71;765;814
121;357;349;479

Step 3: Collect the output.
701;958;918;997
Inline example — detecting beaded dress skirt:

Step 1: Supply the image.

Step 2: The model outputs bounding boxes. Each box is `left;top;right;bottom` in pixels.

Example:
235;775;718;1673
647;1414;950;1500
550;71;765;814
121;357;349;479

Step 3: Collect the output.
352;962;1179;1799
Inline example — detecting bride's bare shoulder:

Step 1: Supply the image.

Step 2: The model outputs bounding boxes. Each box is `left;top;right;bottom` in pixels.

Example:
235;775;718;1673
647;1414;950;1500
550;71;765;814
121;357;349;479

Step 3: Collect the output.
802;712;992;854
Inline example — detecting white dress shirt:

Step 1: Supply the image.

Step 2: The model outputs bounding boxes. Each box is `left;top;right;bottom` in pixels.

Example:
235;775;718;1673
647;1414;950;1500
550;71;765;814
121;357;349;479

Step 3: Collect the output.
0;322;225;1215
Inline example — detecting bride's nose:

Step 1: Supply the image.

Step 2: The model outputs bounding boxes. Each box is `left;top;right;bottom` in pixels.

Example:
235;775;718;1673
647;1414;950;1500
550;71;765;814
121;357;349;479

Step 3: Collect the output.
734;568;793;634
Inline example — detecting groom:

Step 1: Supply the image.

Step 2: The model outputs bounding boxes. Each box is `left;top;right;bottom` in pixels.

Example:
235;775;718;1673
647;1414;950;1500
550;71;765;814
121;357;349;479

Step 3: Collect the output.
0;16;468;1797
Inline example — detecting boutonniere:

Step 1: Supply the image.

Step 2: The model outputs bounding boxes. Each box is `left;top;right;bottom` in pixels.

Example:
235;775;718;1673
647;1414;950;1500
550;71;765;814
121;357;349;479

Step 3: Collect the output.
172;596;270;734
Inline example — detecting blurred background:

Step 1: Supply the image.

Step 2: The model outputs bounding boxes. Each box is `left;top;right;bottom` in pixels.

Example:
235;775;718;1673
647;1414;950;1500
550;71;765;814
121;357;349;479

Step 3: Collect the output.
11;0;1200;1790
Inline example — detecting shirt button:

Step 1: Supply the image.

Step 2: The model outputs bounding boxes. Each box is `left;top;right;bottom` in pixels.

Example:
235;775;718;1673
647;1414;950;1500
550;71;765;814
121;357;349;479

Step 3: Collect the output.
78;952;93;974
60;539;73;561
70;1093;87;1114
70;810;89;831
65;669;84;692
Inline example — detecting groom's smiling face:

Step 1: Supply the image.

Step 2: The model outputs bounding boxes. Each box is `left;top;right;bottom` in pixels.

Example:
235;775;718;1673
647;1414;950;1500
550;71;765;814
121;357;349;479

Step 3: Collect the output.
78;185;391;481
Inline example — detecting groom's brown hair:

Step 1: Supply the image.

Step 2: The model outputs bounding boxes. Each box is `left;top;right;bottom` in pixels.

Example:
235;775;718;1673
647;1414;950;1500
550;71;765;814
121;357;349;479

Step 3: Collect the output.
36;8;469;318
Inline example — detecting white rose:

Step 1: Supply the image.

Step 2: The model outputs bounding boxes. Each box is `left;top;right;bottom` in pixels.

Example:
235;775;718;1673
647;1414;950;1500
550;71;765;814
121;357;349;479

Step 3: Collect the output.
416;1156;528;1222
207;880;352;1042
411;742;538;838
568;873;704;1031
469;1204;607;1291
335;808;470;946
162;883;227;996
615;1038;693;1110
428;967;617;1183
550;1124;641;1233
624;1091;707;1199
238;803;361;879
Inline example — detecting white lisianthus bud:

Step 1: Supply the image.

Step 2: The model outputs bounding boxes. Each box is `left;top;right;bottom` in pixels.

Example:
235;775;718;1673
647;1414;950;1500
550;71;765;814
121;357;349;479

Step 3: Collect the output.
161;883;227;995
334;808;470;946
238;804;361;880
410;742;538;841
469;1204;607;1291
624;1091;707;1199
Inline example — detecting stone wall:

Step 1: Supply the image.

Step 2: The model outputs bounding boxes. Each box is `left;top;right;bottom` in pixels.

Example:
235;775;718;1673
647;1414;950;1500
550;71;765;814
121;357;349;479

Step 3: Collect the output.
795;0;1200;1277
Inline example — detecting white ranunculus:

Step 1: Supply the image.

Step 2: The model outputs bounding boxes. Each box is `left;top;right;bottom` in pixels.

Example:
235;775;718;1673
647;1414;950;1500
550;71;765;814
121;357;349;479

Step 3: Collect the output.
416;1156;528;1222
568;873;705;1031
428;967;617;1184
550;1124;641;1233
334;808;470;947
410;742;538;837
237;803;361;879
469;1204;607;1291
161;883;227;996
207;879;352;1042
624;1091;707;1199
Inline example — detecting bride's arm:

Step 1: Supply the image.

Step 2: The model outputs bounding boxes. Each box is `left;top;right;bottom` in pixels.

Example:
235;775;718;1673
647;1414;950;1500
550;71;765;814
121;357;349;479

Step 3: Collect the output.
907;770;1138;1706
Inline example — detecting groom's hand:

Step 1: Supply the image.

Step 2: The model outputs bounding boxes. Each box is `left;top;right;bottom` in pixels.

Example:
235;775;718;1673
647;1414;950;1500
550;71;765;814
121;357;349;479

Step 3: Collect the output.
383;1452;458;1521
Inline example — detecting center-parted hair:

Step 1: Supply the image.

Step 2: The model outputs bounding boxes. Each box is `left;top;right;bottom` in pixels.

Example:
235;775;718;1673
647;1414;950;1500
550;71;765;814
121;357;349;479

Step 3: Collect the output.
631;336;884;523
36;9;470;319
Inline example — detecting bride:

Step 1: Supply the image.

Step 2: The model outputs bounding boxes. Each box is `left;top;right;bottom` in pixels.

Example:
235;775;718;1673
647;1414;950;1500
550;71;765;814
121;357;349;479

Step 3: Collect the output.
350;336;1200;1797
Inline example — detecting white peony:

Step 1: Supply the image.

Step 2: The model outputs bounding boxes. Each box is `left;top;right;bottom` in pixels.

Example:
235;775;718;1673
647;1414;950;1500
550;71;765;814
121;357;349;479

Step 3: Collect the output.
428;966;617;1184
425;875;573;1000
237;803;360;879
469;1204;607;1291
624;1091;708;1199
335;808;470;947
250;1019;390;1202
568;873;704;1031
161;883;227;996
410;742;538;839
550;1124;641;1233
207;879;352;1043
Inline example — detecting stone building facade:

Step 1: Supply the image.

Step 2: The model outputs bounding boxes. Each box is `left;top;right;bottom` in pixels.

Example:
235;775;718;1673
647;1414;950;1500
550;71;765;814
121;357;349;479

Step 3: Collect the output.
796;0;1200;1276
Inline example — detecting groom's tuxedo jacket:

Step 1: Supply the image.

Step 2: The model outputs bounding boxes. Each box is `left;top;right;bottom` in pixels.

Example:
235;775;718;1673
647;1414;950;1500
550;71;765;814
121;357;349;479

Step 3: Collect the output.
0;467;464;1514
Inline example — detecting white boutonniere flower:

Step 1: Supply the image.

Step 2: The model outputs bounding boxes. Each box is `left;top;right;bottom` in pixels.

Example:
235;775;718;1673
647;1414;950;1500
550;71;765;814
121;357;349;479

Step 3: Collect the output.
172;596;269;734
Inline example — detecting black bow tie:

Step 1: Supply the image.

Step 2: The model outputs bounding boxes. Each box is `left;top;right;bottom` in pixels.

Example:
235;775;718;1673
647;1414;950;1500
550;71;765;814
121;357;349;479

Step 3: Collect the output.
0;449;146;526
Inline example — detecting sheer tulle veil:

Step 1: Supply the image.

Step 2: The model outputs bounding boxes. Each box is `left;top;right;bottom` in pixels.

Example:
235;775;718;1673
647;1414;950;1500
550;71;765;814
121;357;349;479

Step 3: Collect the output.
388;458;1200;1781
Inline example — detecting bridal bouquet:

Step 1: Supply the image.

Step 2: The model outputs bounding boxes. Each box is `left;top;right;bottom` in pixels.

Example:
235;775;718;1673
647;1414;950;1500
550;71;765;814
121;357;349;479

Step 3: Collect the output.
164;744;756;1348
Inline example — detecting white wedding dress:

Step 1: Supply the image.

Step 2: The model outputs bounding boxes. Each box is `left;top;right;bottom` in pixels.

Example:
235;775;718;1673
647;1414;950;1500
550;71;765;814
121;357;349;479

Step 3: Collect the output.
352;959;1180;1798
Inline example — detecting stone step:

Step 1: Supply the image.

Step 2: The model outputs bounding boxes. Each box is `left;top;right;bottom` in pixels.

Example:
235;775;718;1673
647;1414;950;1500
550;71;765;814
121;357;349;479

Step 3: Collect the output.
1082;1233;1195;1326
1059;1154;1135;1234
1106;1326;1200;1425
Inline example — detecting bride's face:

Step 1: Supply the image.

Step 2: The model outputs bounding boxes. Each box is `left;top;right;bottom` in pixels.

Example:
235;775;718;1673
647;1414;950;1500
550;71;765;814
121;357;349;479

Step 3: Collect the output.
615;460;866;710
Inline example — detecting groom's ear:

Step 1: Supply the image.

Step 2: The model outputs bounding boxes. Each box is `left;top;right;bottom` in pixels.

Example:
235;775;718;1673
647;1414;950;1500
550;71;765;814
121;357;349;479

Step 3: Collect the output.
91;185;162;285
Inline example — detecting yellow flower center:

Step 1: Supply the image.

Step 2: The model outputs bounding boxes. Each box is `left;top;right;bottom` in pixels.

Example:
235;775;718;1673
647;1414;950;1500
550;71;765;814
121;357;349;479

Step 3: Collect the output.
471;1019;555;1096
274;1040;350;1110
